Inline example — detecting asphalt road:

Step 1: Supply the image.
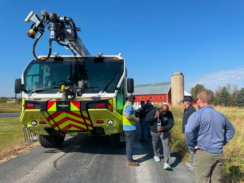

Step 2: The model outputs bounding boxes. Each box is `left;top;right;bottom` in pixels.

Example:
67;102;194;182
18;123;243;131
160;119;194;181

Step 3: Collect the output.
0;126;196;183
0;113;20;118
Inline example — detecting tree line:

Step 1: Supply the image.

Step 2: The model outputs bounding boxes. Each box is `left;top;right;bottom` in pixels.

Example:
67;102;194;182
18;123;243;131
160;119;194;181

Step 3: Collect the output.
190;84;244;107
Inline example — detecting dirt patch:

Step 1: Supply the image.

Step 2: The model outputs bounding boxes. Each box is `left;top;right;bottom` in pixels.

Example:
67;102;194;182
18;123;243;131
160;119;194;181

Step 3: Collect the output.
0;141;40;164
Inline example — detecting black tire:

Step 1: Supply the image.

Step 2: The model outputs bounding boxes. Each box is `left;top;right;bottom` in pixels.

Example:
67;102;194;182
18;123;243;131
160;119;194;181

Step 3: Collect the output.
39;135;65;148
110;133;125;147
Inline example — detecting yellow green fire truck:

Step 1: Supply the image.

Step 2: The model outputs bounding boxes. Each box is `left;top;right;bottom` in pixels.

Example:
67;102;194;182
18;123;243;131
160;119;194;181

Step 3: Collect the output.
14;10;134;148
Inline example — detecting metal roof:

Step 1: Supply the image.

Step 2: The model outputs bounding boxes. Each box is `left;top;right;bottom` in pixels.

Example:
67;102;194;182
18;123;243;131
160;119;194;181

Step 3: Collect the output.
184;91;191;96
134;82;171;95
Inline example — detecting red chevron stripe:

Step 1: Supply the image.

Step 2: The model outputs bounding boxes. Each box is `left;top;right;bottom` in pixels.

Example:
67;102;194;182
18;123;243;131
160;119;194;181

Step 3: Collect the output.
56;117;87;127
47;116;52;121
50;111;63;119
52;123;57;128
66;111;82;119
83;116;90;121
61;124;86;131
65;112;92;127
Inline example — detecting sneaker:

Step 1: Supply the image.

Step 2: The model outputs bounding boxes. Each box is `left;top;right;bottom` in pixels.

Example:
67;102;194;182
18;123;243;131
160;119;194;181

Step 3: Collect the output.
126;161;139;167
185;162;193;168
132;159;137;162
188;167;194;172
163;162;171;170
154;156;160;162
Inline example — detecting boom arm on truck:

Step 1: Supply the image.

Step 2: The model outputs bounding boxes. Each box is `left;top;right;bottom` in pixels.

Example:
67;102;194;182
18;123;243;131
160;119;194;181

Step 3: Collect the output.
25;10;90;61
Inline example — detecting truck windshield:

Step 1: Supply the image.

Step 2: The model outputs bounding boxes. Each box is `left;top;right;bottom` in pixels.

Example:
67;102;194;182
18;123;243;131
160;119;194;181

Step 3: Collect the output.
23;57;124;94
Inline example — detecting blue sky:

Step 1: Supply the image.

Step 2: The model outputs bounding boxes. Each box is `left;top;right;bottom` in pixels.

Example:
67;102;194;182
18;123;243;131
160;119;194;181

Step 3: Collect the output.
0;0;244;97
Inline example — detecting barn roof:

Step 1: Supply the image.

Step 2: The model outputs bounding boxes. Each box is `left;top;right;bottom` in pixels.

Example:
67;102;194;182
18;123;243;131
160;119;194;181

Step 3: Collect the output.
134;82;171;95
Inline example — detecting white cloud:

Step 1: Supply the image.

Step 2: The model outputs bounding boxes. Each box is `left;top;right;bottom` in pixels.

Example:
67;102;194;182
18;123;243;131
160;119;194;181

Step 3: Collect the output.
186;67;244;91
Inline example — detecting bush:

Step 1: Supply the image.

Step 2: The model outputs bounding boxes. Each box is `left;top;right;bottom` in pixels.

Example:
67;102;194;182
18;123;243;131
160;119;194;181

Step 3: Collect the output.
0;98;7;103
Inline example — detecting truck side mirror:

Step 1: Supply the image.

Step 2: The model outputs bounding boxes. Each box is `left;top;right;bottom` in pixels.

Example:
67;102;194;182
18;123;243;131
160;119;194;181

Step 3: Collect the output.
127;78;134;94
15;79;22;93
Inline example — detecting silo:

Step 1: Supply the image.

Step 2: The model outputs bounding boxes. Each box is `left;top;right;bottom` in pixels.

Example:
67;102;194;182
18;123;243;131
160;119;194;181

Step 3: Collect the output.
171;70;184;105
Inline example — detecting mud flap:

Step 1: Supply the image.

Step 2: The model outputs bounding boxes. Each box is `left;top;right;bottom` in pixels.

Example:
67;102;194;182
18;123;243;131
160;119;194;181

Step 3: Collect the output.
23;126;38;142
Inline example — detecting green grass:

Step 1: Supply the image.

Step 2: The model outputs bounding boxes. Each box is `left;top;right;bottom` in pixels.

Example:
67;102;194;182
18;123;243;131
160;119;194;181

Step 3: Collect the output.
0;117;24;151
0;103;21;113
168;105;244;183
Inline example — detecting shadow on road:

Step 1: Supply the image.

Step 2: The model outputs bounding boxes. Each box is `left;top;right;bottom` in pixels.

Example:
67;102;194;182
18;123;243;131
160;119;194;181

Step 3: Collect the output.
50;127;183;168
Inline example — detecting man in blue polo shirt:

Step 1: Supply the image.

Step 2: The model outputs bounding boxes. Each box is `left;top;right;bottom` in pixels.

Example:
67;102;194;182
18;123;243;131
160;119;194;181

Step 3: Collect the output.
185;90;235;183
123;95;140;167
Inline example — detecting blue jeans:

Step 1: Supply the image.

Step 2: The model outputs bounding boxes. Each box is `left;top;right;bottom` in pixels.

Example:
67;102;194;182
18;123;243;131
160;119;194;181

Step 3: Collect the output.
140;118;147;141
124;130;136;161
189;149;194;166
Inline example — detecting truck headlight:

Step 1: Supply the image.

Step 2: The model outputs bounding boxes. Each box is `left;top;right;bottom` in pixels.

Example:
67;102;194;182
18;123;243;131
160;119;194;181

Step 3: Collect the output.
108;120;114;126
31;120;37;126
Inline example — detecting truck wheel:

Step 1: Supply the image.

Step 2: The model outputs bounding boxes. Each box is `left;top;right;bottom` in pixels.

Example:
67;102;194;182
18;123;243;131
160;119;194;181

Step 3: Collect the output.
110;133;125;147
39;135;65;148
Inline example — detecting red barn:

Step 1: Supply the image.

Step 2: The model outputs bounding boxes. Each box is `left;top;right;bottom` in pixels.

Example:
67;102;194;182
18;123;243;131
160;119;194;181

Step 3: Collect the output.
133;82;195;108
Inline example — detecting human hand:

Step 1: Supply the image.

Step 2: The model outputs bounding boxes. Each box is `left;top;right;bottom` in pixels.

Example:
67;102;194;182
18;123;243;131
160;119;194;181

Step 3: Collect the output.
135;118;140;123
155;111;160;118
157;126;164;131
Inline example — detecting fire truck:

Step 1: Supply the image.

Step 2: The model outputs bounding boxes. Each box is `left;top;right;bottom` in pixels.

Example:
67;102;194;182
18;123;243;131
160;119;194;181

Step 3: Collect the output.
15;10;134;148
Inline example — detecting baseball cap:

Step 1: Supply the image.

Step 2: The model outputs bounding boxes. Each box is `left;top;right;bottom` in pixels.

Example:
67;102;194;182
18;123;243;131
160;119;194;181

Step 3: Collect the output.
181;96;191;103
128;95;136;100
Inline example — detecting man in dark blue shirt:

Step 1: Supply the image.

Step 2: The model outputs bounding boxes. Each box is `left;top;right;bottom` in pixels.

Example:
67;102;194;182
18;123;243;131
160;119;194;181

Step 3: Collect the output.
185;91;235;183
136;101;148;142
181;96;196;171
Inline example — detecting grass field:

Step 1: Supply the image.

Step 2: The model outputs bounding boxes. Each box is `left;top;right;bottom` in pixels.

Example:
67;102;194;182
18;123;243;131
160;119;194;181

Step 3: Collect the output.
0;117;39;164
0;117;25;151
168;105;244;183
0;103;21;113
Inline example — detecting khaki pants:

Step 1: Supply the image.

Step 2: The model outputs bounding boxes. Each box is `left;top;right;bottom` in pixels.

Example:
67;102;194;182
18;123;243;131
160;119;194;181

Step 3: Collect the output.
193;150;225;183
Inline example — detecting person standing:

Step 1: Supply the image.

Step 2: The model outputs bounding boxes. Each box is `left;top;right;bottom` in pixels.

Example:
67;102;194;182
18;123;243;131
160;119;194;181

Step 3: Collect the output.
185;91;235;183
146;104;174;170
123;95;140;167
136;101;148;142
145;100;154;137
181;97;196;171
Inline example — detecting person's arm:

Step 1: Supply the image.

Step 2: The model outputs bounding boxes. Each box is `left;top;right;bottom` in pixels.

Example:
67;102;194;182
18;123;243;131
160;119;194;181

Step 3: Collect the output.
145;108;158;123
223;116;235;145
163;112;174;131
125;105;139;123
185;113;200;150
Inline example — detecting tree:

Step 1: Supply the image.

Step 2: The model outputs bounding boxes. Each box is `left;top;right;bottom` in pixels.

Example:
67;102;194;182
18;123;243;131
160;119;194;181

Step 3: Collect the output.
208;90;215;103
228;90;239;106
213;86;222;106
226;83;232;94
236;88;244;107
190;87;196;99
219;87;230;106
190;84;206;99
